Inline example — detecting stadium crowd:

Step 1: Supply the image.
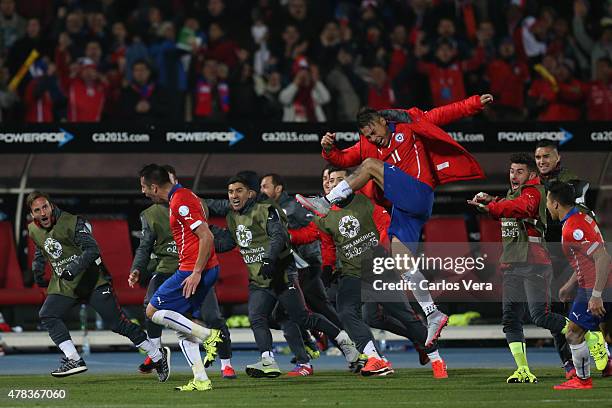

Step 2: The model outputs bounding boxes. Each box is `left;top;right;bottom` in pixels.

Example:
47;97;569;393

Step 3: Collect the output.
0;0;611;123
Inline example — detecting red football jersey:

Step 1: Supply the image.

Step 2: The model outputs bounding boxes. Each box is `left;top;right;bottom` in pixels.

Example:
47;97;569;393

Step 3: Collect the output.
562;211;606;289
169;186;218;271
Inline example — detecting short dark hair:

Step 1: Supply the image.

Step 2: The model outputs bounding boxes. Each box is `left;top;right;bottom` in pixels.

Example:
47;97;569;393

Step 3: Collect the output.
547;181;576;207
160;164;176;177
26;191;51;210
262;173;284;190
322;163;335;178
328;167;351;177
236;170;260;192
227;175;250;189
132;58;150;70
357;107;382;129
510;153;537;172
139;164;171;186
535;140;559;150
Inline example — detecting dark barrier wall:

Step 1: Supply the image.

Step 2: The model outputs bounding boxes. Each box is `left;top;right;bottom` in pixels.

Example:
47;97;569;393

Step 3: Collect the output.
0;122;611;153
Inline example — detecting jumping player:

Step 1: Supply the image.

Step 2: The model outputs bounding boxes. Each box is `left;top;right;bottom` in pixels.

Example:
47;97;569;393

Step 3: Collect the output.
297;94;493;346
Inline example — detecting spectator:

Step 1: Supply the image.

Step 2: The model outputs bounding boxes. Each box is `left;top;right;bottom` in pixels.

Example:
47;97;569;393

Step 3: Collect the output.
312;20;341;76
273;23;308;80
0;58;18;122
571;0;611;80
586;57;612;120
279;57;330;122
527;57;584;121
84;40;106;72
387;24;409;81
229;49;258;120
516;16;547;63
417;38;485;107
359;22;385;68
63;11;87;57
285;0;319;44
7;18;49;76
0;0;26;55
367;64;395;110
255;69;283;120
61;58;108;122
251;18;272;77
486;38;529;121
23;59;65;122
325;45;366;121
204;22;239;69
430;17;470;59
86;12;109;51
119;59;170;121
192;59;230;122
149;21;187;94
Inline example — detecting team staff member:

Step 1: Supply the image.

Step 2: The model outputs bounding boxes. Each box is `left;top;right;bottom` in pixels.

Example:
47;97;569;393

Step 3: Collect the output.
468;153;571;383
28;191;169;380
215;176;360;378
260;173;342;328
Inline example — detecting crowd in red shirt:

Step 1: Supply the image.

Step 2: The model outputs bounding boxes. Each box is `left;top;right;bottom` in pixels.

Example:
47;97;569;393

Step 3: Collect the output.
1;0;611;123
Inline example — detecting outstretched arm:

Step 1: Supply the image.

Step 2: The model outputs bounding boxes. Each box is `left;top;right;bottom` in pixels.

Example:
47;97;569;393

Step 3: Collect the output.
422;94;492;126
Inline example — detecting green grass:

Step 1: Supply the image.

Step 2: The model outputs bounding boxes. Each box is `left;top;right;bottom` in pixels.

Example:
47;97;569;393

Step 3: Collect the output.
0;368;610;408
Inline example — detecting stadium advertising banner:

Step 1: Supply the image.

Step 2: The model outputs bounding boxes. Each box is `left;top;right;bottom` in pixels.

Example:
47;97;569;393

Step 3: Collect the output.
0;122;610;153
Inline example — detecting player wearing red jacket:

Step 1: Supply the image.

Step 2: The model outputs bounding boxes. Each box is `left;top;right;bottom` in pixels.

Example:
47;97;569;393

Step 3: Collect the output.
546;182;612;390
297;94;492;346
468;154;573;383
139;164;223;392
292;168;447;378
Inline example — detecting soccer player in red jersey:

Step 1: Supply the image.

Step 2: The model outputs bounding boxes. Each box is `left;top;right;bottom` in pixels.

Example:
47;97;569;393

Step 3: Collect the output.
139;164;223;391
547;181;612;390
297;94;493;346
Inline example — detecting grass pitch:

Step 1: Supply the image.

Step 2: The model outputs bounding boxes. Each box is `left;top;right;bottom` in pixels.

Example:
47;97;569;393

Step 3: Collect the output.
0;368;610;408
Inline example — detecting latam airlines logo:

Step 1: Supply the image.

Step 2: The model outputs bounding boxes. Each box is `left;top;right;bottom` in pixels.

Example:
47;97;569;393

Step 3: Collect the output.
497;128;573;145
166;128;244;146
0;128;74;148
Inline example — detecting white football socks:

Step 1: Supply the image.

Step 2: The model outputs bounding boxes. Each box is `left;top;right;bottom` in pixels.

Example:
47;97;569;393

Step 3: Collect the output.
151;310;210;340
326;180;353;203
58;340;80;361
570;341;591;380
262;351;274;360
221;359;232;369
364;340;381;359
136;339;162;362
179;337;208;381
427;350;442;362
150;337;162;350
402;269;438;316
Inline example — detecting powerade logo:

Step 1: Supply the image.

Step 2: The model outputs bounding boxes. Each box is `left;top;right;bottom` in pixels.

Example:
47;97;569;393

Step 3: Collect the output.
335;132;360;142
0;128;74;147
166;128;244;146
497;128;573;145
590;131;612;142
